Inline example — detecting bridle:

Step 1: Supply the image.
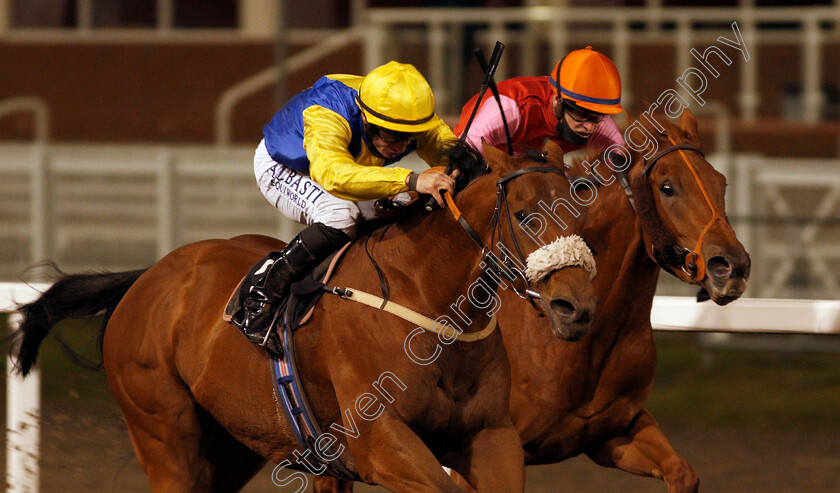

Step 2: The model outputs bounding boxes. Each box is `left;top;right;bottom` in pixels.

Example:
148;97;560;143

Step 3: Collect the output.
640;136;724;283
443;159;569;301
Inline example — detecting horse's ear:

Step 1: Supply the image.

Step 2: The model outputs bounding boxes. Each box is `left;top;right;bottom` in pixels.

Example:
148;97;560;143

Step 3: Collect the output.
679;108;701;146
542;138;565;168
636;111;662;137
483;141;513;173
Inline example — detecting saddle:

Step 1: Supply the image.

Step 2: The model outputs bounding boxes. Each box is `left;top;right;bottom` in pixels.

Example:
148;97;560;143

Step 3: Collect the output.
221;220;401;482
222;193;421;346
220;241;359;480
223;241;352;339
218;188;490;481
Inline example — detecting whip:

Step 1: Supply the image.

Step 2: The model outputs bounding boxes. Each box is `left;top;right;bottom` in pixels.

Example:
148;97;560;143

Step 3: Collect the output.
425;41;505;212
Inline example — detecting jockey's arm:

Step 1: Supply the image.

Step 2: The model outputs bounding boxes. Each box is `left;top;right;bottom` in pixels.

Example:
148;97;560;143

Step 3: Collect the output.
413;117;458;168
304;106;413;201
586;116;626;150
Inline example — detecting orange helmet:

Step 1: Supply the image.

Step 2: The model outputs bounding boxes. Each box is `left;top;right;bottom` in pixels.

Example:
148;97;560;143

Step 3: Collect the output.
549;46;622;115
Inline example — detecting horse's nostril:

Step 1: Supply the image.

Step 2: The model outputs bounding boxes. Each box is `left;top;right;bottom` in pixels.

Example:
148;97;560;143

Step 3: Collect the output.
550;299;576;320
707;256;732;280
576;309;592;325
550;299;592;325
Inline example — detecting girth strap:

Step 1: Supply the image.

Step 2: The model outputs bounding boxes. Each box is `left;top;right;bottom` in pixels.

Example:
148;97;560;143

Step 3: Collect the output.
270;324;359;482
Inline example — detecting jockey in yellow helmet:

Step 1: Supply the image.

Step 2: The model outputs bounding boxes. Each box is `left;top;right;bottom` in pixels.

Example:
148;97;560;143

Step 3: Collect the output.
231;61;459;354
455;46;625;155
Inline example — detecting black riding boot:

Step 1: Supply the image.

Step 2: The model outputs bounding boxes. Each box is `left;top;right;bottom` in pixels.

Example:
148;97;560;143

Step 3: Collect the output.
232;223;349;356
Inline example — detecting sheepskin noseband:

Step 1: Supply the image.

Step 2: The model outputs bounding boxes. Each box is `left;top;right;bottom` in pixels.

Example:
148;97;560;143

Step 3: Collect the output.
525;235;596;282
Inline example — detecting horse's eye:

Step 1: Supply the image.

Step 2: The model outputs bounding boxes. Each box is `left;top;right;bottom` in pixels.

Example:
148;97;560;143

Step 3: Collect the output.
660;182;675;197
515;210;528;222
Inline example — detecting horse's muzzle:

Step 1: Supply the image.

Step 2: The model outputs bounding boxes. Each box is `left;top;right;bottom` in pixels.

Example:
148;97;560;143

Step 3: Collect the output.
545;296;595;342
705;250;751;305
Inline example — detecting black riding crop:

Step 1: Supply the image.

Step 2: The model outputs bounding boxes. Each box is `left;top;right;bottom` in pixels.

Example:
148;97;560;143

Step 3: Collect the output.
425;41;505;212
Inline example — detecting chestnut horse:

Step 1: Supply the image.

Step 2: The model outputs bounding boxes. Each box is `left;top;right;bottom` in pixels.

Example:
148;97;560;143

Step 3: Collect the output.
315;110;749;493
13;141;598;492
500;109;749;493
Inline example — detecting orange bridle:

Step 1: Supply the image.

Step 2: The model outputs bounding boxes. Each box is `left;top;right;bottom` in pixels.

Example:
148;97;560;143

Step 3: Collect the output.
641;136;724;283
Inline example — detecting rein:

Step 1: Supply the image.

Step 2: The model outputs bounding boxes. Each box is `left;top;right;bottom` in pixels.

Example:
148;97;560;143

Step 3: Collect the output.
324;163;575;342
445;164;571;300
638;136;723;283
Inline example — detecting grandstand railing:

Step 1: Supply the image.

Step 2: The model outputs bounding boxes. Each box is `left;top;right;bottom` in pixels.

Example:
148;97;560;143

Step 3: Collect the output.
734;155;840;299
2;283;47;493
363;6;840;121
1;141;839;298
212;5;840;144
215;27;366;146
4;5;836;128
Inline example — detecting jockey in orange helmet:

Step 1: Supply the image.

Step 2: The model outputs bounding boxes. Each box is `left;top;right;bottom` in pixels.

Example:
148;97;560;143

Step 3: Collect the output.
231;61;459;354
454;46;625;156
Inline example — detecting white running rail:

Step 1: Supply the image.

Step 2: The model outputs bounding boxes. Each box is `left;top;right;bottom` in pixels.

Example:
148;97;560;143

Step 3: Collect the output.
2;283;49;493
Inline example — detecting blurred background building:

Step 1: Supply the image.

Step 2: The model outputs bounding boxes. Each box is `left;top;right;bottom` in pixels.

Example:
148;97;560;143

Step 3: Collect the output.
0;0;838;300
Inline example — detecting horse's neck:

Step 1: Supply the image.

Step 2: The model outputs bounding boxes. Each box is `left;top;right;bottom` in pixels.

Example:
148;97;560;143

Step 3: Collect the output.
587;181;661;335
376;198;496;329
585;181;636;256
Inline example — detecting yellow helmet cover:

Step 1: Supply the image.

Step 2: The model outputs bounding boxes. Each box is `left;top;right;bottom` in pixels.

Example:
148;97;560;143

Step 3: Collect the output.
357;61;439;133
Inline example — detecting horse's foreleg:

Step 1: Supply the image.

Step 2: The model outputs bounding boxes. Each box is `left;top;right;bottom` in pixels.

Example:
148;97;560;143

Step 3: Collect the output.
312;476;354;493
346;413;465;493
587;408;699;493
442;426;524;493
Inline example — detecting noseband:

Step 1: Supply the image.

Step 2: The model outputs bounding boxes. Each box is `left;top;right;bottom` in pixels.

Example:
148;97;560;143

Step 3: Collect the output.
641;136;724;283
443;162;569;300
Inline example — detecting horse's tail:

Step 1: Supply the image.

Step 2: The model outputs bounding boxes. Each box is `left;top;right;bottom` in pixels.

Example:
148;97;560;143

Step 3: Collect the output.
13;268;148;377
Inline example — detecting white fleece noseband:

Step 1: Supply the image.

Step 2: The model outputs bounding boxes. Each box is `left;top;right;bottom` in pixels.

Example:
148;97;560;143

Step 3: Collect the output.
525;235;597;282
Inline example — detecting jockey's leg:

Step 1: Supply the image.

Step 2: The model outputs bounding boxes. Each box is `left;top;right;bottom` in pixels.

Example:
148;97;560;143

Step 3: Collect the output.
232;223;349;354
232;147;359;354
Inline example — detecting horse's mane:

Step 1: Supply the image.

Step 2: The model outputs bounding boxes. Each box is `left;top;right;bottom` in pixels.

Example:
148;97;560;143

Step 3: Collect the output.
565;147;608;189
363;140;563;235
438;139;490;192
637;111;701;148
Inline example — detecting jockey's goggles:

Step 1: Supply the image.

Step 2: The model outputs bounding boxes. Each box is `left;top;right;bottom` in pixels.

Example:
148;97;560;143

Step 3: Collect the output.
369;123;420;144
560;100;606;125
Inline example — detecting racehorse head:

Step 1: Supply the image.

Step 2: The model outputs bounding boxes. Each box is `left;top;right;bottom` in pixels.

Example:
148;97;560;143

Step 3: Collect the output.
455;140;597;341
626;108;750;305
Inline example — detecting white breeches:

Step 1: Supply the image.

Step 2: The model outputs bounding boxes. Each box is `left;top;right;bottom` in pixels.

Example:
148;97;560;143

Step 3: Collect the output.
254;139;369;237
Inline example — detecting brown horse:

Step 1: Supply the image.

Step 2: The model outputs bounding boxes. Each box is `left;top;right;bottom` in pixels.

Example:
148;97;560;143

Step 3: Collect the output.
315;110;749;493
13;140;598;492
501;109;749;493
